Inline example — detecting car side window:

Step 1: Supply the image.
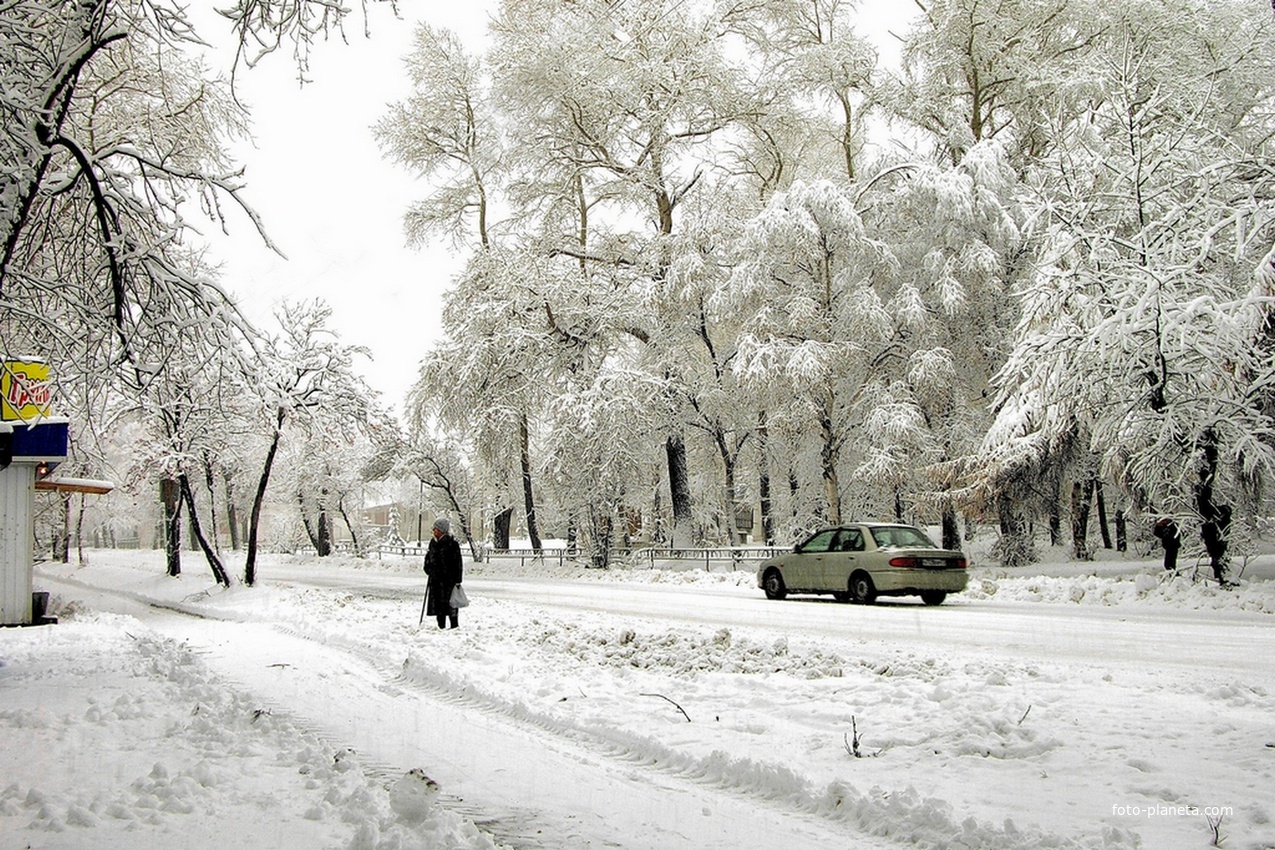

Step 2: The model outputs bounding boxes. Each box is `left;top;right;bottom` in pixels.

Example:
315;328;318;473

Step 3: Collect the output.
839;529;864;552
799;530;838;554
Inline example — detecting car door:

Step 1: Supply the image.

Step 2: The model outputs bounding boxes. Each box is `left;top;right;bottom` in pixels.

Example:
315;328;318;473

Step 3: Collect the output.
790;529;837;589
822;526;864;590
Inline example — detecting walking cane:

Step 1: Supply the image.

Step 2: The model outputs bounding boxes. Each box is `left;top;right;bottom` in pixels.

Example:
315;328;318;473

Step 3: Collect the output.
418;584;430;627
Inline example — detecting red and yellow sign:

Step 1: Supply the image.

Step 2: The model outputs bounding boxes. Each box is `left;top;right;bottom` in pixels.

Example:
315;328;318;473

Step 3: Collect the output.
2;359;54;421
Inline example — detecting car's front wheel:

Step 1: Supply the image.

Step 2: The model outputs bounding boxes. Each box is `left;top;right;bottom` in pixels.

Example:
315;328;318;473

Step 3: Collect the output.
762;569;787;600
850;572;877;604
920;590;947;606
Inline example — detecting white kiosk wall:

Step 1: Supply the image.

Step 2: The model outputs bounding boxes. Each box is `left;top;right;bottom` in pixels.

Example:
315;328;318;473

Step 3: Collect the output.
0;463;34;624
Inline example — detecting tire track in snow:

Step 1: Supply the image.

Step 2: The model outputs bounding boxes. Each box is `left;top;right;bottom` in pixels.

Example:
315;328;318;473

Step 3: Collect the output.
234;603;1112;850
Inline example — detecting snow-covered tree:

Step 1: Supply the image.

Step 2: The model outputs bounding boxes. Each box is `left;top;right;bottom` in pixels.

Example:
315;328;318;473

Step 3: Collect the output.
243;300;374;584
0;0;398;563
396;428;481;559
540;367;663;565
409;248;577;551
374;22;499;250
132;297;251;585
487;0;758;546
0;0;322;387
979;0;1275;567
378;25;565;550
725;180;890;526
889;0;1097;162
728;0;879;184
858;140;1023;546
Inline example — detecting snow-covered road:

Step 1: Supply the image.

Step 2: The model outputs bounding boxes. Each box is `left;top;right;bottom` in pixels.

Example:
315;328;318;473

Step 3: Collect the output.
467;576;1273;673
24;551;1275;850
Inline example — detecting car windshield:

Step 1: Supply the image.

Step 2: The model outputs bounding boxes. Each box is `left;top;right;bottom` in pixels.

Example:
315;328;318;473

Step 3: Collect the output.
870;526;937;549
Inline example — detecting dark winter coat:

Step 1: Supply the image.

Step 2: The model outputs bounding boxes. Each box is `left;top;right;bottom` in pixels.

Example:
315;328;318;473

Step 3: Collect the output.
424;534;464;617
1153;517;1181;571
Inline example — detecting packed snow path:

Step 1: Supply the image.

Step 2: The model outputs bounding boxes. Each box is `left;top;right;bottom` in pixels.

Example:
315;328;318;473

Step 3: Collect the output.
29;551;1275;850
151;614;864;850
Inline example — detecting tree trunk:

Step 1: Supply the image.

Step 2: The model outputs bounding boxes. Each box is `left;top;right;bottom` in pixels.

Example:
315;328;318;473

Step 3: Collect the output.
519;413;542;552
757;412;774;545
202;453;221;555
179;474;230;586
1195;427;1231;581
818;403;841;526
162;478;181;577
836;91;856;181
1114;509;1127;552
224;469;241;550
941;504;960;551
1071;479;1094;560
651;487;663;544
589;505;613;569
75;493;86;565
1095;480;1112;549
245;411;285;586
299;492;320;552
1047;468;1062;546
338;497;361;557
995;491;1034;567
714;430;741;545
316;507;331;556
493;506;513;549
57;494;70;563
666;433;693;546
788;468;801;531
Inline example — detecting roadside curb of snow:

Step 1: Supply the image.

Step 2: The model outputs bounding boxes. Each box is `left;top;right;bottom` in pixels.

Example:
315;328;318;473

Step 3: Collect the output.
388;641;1134;850
965;569;1275;613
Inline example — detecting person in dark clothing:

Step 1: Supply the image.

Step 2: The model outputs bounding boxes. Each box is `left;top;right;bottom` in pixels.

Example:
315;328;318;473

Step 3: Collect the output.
423;517;463;629
1152;517;1180;571
1200;504;1232;585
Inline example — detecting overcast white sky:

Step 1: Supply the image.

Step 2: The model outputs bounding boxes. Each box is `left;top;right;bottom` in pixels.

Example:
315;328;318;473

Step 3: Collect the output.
203;1;909;415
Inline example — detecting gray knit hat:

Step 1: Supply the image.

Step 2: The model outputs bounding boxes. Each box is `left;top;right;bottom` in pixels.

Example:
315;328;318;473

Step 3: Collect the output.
432;517;450;535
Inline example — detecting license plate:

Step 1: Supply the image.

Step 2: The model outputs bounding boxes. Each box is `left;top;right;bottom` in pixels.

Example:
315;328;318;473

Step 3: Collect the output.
921;558;946;568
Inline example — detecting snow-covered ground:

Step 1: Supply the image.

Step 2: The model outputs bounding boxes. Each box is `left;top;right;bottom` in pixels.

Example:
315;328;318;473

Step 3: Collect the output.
5;546;1275;850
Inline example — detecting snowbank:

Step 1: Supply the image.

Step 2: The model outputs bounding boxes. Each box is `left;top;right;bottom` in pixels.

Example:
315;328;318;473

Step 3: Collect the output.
0;609;501;850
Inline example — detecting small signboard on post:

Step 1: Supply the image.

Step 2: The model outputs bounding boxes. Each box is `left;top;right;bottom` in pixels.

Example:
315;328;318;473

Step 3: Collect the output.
2;359;54;421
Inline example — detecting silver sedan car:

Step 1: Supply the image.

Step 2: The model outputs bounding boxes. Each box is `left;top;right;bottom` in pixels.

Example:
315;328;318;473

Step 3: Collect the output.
756;523;968;605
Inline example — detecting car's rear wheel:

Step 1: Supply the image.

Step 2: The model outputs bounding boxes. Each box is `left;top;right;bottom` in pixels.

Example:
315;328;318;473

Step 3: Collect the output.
920;590;947;606
762;569;787;600
850;572;876;604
